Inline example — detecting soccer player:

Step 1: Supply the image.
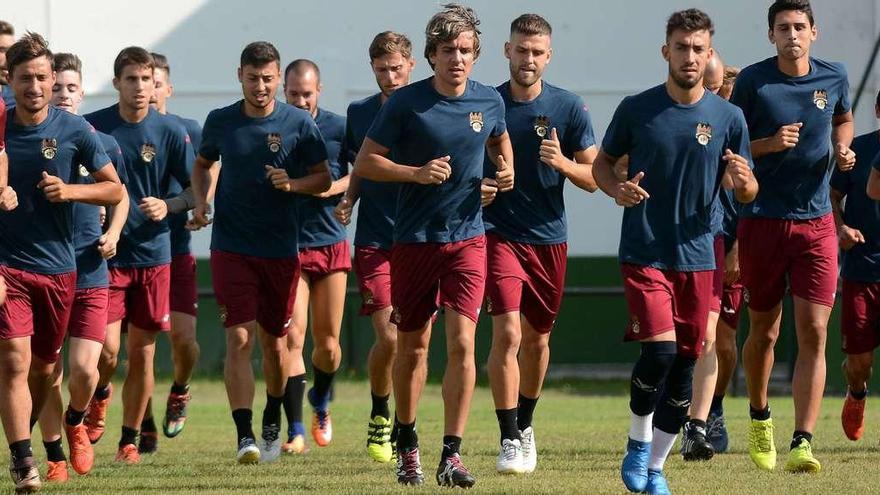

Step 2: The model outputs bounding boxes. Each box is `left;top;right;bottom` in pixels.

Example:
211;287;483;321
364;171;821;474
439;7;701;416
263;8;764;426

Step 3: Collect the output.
37;52;130;482
84;46;194;464
189;41;331;464
732;0;853;473
0;20;14;106
482;14;597;475
335;30;415;464
835;89;880;442
282;59;348;452
592;9;757;493
0;33;123;492
135;51;204;454
355;4;514;487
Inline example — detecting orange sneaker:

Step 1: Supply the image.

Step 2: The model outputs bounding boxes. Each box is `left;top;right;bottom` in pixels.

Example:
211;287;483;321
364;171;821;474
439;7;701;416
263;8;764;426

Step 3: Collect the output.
65;422;95;475
84;384;112;444
311;410;333;447
282;434;309;455
46;460;69;482
115;444;140;465
842;389;867;441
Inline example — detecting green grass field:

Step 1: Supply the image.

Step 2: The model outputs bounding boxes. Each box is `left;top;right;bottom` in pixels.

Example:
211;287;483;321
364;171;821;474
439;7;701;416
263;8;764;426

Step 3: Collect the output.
2;379;879;494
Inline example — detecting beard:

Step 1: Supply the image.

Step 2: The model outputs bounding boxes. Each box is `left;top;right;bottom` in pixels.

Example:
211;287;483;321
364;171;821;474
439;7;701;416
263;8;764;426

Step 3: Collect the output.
669;68;701;90
510;62;541;88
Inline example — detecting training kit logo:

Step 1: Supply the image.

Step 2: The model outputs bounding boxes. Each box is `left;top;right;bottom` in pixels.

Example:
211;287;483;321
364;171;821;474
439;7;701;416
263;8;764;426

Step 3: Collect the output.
218;305;228;323
41;138;58;160
485;296;493;314
390;307;402;325
362;289;374;306
534;116;550;138
140;143;157;163
78;164;89;177
630;315;640;334
267;133;282;153
695;122;712;146
469;112;483;133
813;89;828;110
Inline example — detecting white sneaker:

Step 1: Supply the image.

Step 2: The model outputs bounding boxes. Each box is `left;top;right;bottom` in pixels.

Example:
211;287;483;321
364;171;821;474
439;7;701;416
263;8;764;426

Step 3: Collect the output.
496;438;525;474
259;423;282;462
236;438;260;464
521;427;537;473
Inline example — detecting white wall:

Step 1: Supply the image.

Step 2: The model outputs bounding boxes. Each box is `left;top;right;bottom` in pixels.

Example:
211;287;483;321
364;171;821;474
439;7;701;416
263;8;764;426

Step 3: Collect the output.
5;0;880;255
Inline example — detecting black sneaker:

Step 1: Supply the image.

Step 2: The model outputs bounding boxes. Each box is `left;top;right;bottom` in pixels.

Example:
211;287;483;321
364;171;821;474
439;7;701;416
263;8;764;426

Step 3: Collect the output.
706;411;729;453
138;430;158;454
396;446;424;485
680;420;715;461
9;456;41;493
436;453;476;488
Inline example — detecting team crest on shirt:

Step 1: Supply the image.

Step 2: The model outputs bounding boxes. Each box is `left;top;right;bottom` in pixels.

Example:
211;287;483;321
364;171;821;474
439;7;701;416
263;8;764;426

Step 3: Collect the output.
695;122;712;146
534;116;550;138
469;112;484;133
267;133;282;153
78;164;89;177
813;89;828;110
41;138;58;160
140;143;156;163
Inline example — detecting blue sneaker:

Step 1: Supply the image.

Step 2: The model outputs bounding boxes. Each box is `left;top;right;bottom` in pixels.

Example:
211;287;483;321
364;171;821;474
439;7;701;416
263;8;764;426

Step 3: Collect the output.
646;469;671;495
621;438;650;492
707;410;729;453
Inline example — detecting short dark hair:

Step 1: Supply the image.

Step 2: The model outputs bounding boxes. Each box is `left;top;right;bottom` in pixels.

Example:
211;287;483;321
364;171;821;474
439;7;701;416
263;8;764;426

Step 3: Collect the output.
113;46;153;78
284;59;320;83
240;41;280;69
768;0;814;30
510;14;552;37
151;52;170;75
369;31;413;61
6;32;53;77
666;8;714;40
425;3;481;69
54;52;82;75
0;20;14;37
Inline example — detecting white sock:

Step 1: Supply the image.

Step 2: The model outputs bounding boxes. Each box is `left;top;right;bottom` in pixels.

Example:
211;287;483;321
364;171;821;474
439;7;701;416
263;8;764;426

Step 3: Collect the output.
648;428;677;471
628;413;653;442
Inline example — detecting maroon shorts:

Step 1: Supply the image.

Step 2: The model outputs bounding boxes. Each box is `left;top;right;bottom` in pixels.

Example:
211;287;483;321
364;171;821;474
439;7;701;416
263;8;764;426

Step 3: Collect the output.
354;246;392;316
738;214;837;311
390;235;486;332
211;250;300;337
710;235;725;313
68;287;109;344
485;233;567;333
170;253;198;317
299;240;351;281
621;264;714;359
841;279;880;355
108;264;171;331
719;281;745;329
0;266;76;363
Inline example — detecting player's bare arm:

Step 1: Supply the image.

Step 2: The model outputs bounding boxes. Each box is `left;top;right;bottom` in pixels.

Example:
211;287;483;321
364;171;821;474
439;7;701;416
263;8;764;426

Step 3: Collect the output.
750;122;802;158
722;148;758;203
593;149;649;207
0;152;16;211
189;154;216;230
354;137;451;185
539;127;598;192
266;160;331;194
98;185;130;260
832;111;856;171
333;173;360;225
38;163;123;206
486;130;514;192
831;187;864;250
315;173;349;199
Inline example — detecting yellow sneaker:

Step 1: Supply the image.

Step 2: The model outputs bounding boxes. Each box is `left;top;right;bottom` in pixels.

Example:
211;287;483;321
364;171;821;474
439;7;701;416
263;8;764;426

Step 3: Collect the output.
748;418;776;471
784;438;821;474
367;415;393;463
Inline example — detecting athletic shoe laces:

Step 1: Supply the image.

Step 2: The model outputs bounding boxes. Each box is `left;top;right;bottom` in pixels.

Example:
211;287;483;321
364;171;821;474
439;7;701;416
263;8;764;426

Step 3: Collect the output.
167;394;189;420
262;424;280;443
316;410;330;430
398;449;422;478
751;422;773;452
368;421;391;445
707;415;725;438
501;441;519;461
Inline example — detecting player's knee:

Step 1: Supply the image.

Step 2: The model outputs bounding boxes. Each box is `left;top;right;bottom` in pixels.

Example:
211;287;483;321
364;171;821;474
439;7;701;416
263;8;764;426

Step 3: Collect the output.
521;333;549;356
447;339;475;362
654;355;697;434
491;327;521;354
796;322;827;353
629;341;678;416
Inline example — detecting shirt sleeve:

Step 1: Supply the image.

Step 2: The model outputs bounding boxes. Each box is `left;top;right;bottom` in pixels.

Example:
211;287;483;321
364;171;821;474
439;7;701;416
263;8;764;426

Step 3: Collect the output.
600;97;633;159
727;109;754;168
490;90;507;137
340;105;358;167
78;121;112;174
104;137;128;185
168;127;193;189
568;97;597;152
835;64;852;116
366;93;403;149
198;110;222;162
729;71;755;130
294;118;330;171
187;121;204;154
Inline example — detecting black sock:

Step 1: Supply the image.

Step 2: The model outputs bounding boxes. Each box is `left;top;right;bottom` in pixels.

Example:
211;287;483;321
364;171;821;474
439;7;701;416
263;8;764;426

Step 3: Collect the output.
43;439;65;462
65;407;86;427
370;393;390;420
791;430;813;450
396;419;417;450
749;405;771;421
710;394;725;414
517;394;539;431
441;435;462;460
232;408;254;443
283;374;306;428
850;388;868;400
94;385;111;400
141;415;157;433
496;408;520;442
263;393;283;426
119;426;138;447
390;413;399;445
9;439;32;462
171;381;189;395
312;366;336;406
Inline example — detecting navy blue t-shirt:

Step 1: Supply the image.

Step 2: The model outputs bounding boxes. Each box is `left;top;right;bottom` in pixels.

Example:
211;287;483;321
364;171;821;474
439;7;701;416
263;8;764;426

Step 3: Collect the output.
483;81;595;244
297;108;347;248
367;77;506;244
602;85;753;271
831;130;880;282
74;132;126;289
0;106;110;274
731;57;850;220
200;101;328;258
719;189;739;253
344;93;399;250
165;113;202;256
84;105;193;268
